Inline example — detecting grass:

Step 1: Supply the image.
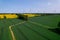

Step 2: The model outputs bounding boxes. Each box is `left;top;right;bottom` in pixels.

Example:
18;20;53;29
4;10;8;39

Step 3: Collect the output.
0;15;60;40
29;15;60;28
0;19;23;40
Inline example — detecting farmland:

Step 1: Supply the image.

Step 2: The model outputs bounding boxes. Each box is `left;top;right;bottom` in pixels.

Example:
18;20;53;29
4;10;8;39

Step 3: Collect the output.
0;14;60;40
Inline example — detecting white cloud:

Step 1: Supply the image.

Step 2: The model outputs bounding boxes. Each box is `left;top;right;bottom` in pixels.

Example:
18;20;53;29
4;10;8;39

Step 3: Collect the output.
0;0;60;13
41;0;60;13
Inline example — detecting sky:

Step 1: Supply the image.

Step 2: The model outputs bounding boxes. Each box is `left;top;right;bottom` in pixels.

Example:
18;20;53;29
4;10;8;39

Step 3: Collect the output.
0;0;60;13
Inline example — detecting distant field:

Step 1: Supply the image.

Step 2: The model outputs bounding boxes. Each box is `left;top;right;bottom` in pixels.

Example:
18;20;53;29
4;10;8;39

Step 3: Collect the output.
29;15;60;28
0;15;60;40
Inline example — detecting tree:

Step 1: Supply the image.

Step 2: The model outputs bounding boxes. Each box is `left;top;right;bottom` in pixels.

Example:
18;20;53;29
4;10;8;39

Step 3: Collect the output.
58;22;60;27
4;16;6;19
16;14;28;21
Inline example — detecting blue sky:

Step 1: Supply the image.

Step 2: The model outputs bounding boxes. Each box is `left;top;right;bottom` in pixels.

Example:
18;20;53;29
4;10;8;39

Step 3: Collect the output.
0;0;60;13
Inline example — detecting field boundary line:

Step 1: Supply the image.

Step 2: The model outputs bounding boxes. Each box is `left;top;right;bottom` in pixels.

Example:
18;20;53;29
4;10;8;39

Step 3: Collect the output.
28;21;52;28
9;21;26;40
9;26;16;40
10;21;26;26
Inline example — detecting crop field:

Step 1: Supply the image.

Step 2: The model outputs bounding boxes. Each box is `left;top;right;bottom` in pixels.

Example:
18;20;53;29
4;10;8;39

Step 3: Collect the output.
0;15;60;40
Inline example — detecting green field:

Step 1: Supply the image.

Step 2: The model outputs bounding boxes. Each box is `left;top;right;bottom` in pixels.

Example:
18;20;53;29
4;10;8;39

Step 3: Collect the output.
0;15;60;40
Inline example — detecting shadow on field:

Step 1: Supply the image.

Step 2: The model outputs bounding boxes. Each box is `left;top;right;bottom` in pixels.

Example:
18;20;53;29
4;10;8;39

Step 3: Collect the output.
48;22;60;35
48;28;60;35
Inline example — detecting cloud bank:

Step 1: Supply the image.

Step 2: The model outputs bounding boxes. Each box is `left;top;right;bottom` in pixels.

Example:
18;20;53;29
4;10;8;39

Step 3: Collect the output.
0;0;60;13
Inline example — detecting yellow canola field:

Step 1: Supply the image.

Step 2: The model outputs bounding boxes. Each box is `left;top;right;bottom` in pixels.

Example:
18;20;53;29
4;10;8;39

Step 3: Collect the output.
24;14;38;17
5;14;18;18
0;15;4;18
0;14;18;19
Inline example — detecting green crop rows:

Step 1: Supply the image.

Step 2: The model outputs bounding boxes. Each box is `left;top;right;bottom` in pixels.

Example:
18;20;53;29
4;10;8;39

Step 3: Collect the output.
0;15;60;40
